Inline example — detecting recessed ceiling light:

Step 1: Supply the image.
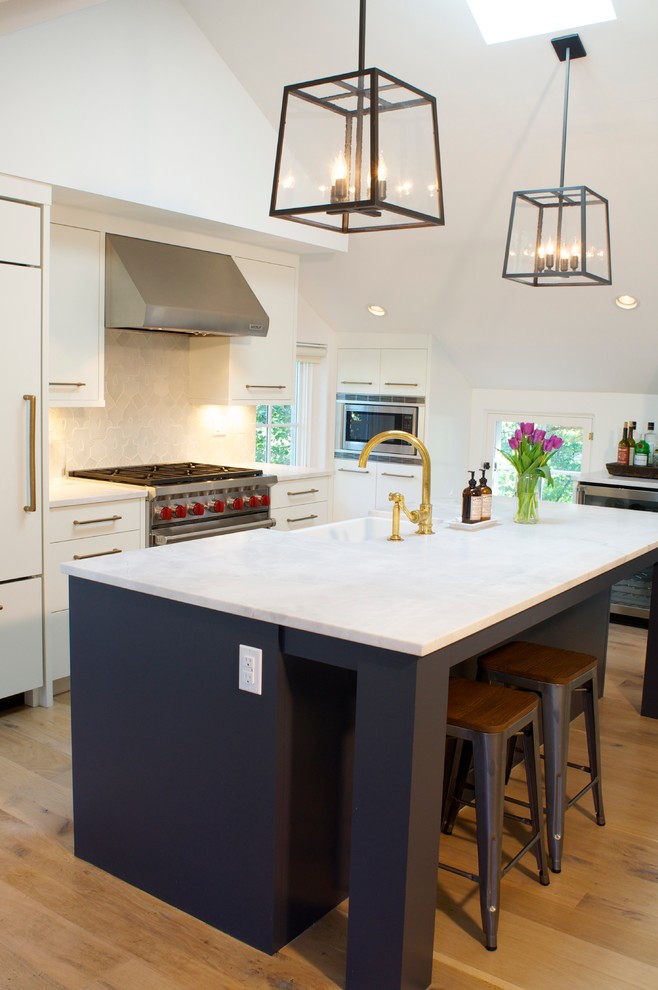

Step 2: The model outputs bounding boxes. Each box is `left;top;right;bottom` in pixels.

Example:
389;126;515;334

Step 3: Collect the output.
466;0;616;45
367;305;387;317
615;294;638;310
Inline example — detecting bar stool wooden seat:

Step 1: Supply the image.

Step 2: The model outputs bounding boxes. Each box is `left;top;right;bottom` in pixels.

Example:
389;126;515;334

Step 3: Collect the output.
479;641;605;874
439;677;550;951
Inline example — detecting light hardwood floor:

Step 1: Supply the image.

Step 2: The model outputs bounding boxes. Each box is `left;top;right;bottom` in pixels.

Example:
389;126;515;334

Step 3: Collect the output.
0;622;656;989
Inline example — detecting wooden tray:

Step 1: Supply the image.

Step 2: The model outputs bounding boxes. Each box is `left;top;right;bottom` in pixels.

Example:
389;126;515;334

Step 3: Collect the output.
606;462;658;479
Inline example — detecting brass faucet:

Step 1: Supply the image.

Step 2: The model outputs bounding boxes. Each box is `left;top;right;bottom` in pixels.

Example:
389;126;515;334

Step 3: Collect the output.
358;430;434;536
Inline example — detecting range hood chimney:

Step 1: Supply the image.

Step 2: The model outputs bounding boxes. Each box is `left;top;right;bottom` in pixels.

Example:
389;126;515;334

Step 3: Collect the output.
105;234;269;337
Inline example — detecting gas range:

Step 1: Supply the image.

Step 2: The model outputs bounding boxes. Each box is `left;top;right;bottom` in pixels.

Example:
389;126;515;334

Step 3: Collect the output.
69;462;278;546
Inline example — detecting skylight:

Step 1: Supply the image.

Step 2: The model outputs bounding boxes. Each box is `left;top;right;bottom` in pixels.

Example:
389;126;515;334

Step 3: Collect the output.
466;0;616;45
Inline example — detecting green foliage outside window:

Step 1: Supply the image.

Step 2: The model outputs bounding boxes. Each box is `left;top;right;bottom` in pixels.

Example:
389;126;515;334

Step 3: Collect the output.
495;422;583;503
255;403;297;465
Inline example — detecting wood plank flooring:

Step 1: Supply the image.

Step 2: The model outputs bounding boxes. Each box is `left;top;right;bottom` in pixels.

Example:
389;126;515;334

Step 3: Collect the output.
0;622;656;989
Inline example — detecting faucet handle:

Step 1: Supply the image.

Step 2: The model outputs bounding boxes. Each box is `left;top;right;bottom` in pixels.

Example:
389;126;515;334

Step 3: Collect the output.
388;492;405;542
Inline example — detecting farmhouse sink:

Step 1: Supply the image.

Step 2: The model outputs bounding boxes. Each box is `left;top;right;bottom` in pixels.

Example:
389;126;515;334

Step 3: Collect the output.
291;515;420;543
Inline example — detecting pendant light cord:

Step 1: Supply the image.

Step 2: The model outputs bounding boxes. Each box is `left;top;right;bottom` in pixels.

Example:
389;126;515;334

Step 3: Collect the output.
358;0;366;72
559;45;571;187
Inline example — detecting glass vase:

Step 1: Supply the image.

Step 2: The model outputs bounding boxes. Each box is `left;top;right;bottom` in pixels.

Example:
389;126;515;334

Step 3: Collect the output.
515;471;542;524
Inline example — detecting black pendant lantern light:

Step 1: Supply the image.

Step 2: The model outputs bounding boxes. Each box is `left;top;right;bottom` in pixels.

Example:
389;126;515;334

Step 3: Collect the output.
502;35;611;286
269;0;444;233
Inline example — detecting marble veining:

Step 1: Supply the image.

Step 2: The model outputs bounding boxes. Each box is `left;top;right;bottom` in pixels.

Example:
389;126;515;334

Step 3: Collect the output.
62;498;658;656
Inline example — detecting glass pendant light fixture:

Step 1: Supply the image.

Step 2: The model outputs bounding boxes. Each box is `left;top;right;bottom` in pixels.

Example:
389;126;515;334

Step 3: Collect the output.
269;0;444;233
502;34;611;286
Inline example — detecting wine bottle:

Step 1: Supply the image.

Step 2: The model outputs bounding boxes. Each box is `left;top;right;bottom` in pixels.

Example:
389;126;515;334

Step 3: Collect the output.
645;422;657;466
617;422;630;465
628;422;636;465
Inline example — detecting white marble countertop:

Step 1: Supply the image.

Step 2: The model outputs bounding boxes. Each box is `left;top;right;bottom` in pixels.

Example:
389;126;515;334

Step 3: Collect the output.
247;464;332;481
62;496;658;657
578;469;658;490
50;477;149;507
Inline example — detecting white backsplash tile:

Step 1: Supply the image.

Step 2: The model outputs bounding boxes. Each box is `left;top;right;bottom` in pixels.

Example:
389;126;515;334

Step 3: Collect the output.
50;331;257;475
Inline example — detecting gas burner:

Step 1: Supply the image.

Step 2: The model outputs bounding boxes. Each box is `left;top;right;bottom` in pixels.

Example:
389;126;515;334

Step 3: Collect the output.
70;462;264;486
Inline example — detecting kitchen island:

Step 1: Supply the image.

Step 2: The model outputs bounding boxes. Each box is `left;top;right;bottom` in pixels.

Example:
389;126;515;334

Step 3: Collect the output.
63;498;658;990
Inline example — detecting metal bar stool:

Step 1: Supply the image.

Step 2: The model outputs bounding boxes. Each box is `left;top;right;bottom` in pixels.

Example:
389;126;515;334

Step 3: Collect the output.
479;641;605;874
439;677;550;951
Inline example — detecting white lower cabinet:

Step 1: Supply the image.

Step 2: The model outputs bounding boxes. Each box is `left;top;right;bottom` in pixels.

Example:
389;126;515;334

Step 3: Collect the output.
45;498;145;687
375;463;423;510
333;461;377;521
270;475;331;531
333;459;423;521
0;579;43;698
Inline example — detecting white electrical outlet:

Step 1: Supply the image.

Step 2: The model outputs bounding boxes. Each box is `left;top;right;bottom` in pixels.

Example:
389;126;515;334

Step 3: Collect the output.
239;644;263;695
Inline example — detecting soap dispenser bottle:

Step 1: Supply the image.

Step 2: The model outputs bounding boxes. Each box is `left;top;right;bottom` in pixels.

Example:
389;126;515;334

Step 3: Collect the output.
461;471;482;524
478;464;492;521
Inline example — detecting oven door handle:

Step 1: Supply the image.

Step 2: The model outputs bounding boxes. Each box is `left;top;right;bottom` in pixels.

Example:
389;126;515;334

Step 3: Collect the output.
153;518;276;545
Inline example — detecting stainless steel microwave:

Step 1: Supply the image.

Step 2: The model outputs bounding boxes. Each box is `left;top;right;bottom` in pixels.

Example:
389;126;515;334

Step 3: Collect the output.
335;397;424;458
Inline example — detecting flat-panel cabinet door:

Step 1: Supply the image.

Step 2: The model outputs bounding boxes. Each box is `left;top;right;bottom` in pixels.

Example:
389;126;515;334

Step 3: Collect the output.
228;258;297;402
49;224;104;406
336;348;380;394
0;200;41;265
379;349;427;396
333;461;377;521
375;463;423;511
1;264;42;582
0;579;43;695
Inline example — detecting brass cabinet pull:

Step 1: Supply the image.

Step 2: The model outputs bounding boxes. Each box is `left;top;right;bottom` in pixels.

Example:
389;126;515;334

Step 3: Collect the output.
287;488;320;496
23;394;37;513
381;472;416;479
73;548;122;561
73;515;122;526
287;514;319;524
340;380;373;385
338;467;370;474
49;381;86;387
245;384;286;389
383;382;418;387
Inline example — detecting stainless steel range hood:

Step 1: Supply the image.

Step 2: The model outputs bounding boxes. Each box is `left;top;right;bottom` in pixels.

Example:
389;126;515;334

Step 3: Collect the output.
105;234;269;337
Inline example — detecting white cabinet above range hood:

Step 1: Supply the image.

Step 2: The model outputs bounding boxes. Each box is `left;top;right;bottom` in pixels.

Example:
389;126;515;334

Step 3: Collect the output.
105;234;269;338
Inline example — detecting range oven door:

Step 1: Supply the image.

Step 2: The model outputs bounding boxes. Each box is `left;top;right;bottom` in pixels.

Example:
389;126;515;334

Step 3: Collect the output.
151;516;275;546
576;482;658;619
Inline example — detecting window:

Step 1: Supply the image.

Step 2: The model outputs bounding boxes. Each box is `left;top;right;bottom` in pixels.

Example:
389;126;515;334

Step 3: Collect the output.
255;399;298;465
466;0;615;45
487;414;592;503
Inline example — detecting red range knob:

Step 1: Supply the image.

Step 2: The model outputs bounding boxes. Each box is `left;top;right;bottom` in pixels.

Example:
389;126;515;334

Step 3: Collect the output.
248;495;260;508
210;499;225;513
260;493;270;507
232;496;245;511
174;504;187;519
159;505;173;521
191;502;205;516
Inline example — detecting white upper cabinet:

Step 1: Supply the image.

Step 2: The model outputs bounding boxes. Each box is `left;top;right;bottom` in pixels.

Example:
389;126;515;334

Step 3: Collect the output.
379;349;428;396
189;257;297;404
337;347;428;397
0;200;41;266
49;223;104;407
336;348;381;393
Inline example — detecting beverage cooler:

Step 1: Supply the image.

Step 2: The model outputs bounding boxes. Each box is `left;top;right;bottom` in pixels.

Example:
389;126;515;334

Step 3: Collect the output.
576;477;658;620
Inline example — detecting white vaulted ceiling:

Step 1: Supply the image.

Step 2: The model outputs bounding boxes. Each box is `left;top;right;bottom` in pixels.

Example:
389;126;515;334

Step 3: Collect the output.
2;0;657;393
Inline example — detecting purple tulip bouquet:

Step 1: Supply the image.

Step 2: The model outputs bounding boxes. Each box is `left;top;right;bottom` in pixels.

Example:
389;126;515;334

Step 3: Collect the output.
500;423;564;523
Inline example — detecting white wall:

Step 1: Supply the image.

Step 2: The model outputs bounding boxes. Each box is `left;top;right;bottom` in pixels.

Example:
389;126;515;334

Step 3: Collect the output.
0;0;334;249
425;340;471;498
469;387;658;475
